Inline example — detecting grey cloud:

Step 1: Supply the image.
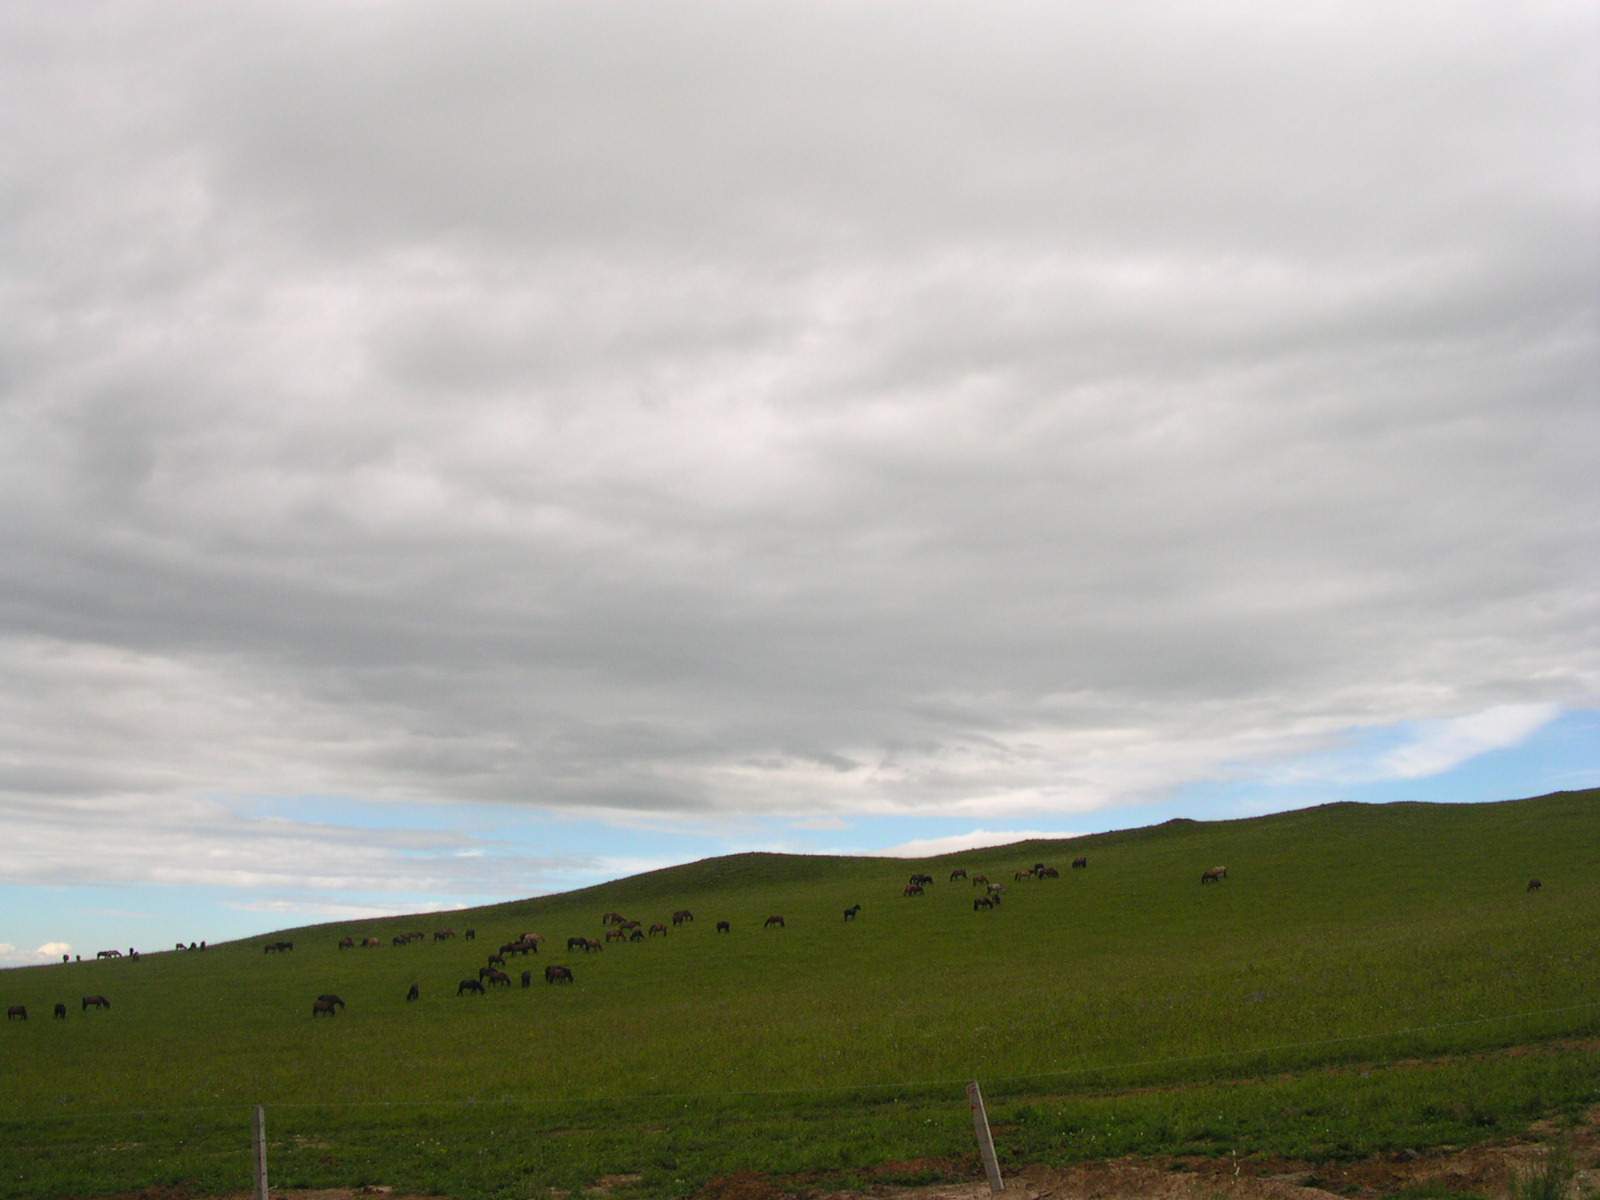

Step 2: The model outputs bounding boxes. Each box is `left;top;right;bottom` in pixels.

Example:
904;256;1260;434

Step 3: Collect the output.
0;0;1595;864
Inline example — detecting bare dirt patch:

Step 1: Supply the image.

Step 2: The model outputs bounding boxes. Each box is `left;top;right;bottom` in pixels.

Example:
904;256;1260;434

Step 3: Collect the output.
724;1104;1600;1200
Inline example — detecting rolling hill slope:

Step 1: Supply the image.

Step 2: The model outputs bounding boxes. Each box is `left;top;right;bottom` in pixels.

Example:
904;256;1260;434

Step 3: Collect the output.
1;789;1596;1198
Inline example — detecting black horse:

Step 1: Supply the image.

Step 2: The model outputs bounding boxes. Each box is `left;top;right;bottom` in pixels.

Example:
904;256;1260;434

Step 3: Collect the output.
843;905;861;921
974;897;993;911
716;920;731;933
6;1006;25;1021
311;998;339;1017
81;995;110;1012
457;978;485;996
54;1003;67;1019
521;970;532;988
406;983;420;1002
1072;856;1088;869
316;994;346;1011
567;936;587;951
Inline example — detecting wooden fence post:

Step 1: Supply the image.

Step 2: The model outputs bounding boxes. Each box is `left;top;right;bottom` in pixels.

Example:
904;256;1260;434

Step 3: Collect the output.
252;1104;268;1200
966;1080;1005;1194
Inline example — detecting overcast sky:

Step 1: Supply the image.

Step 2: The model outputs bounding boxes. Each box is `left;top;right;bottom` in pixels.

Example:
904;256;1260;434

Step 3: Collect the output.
2;1;1597;963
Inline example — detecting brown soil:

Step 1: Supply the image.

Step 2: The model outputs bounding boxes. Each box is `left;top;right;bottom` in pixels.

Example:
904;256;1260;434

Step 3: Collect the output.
709;1105;1600;1200
66;1106;1599;1200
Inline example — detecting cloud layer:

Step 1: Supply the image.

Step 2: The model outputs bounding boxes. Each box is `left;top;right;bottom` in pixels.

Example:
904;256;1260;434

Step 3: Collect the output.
2;2;1596;895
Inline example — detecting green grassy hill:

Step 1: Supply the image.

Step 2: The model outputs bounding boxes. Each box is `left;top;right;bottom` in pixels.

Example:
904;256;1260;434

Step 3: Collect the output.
1;790;1596;1199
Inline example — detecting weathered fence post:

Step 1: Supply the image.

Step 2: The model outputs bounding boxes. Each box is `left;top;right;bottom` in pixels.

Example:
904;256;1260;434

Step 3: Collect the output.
252;1104;268;1200
966;1080;1004;1194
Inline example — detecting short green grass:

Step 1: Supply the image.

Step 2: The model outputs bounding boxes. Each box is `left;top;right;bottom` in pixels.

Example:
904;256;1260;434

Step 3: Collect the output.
0;789;1596;1198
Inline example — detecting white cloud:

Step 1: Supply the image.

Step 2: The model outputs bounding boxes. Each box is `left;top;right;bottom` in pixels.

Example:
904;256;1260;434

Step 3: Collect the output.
1379;703;1563;780
36;942;71;958
868;829;1086;859
0;0;1595;920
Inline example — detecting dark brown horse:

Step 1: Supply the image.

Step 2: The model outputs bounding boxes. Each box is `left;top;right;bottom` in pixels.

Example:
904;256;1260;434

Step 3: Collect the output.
434;929;456;942
406;983;419;1002
974;897;993;911
484;968;511;988
545;964;574;984
338;936;354;950
672;909;694;925
6;1006;24;1021
464;929;476;941
843;905;861;921
54;1003;67;1019
764;915;785;928
1072;856;1088;869
316;994;345;1010
716;920;731;933
81;995;110;1012
1527;878;1543;892
971;875;989;887
457;978;485;995
311;998;339;1017
521;970;532;988
949;868;968;881
567;936;587;951
648;923;668;937
1201;866;1228;884
606;928;627;942
361;937;381;948
903;884;924;897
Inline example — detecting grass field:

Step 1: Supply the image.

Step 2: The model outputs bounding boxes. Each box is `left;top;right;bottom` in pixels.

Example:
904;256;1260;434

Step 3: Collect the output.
1;790;1596;1199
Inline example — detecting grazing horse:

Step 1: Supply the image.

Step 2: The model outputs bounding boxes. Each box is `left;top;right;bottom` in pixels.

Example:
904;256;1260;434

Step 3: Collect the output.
457;979;485;996
672;909;694;925
464;929;476;941
434;929;455;942
1072;856;1088;870
316;994;346;1011
949;868;967;881
96;949;122;959
567;936;587;952
629;929;644;942
361;937;381;949
6;1006;25;1021
484;969;511;988
843;904;861;921
54;1003;67;1019
339;936;354;950
1527;879;1543;892
716;920;731;933
1014;871;1031;882
584;938;603;953
392;935;409;947
601;912;625;926
764;915;785;928
909;873;934;887
648;923;668;937
406;983;419;1002
478;965;500;981
605;928;626;942
518;932;545;947
903;884;924;897
974;897;993;911
521;970;532;988
487;954;506;967
971;875;989;888
986;883;1004;896
81;995;110;1012
545;965;574;984
312;998;339;1017
1201;866;1228;884
1041;867;1060;879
